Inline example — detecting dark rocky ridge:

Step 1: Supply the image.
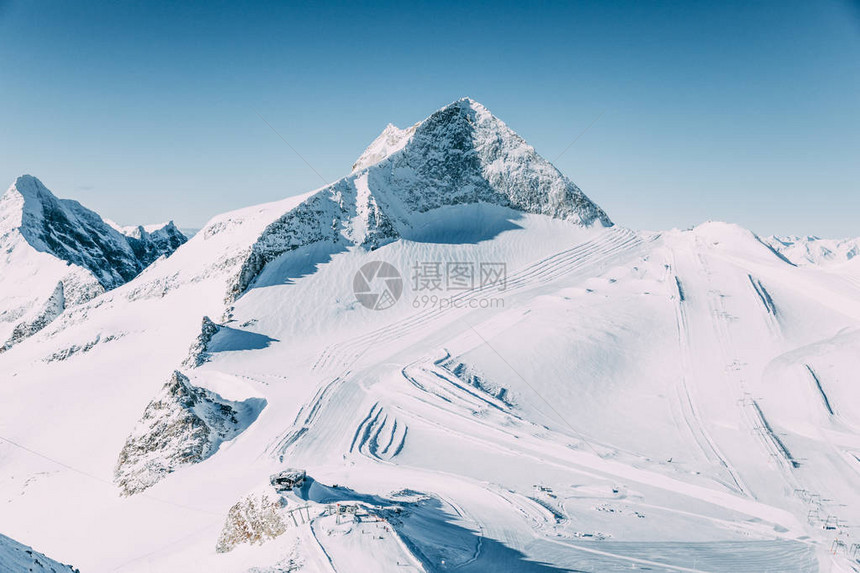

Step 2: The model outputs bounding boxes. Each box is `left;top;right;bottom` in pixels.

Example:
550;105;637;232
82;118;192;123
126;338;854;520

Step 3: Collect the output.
8;175;187;290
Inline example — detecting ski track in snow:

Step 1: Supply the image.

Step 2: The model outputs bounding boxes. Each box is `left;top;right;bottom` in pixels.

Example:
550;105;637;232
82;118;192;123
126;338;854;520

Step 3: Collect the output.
313;227;645;374
349;402;408;462
666;250;752;498
166;228;858;570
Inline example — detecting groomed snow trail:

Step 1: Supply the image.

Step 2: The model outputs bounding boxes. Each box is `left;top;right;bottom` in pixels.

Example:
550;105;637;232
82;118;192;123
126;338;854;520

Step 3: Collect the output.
2;220;858;572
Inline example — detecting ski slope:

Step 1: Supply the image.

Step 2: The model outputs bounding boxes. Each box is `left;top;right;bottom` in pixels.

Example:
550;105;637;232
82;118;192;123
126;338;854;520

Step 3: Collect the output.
1;99;859;573
1;217;858;572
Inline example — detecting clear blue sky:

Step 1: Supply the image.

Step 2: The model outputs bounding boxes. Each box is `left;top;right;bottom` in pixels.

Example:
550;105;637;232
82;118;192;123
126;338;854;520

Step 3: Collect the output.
1;0;858;236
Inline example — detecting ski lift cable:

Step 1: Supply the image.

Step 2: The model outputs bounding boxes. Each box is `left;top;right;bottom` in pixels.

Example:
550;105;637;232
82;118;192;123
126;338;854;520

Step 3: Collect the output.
0;433;222;517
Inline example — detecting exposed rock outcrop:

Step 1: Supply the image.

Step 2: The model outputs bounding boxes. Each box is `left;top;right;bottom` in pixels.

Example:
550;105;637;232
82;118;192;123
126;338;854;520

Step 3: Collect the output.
216;490;289;553
114;371;265;495
182;316;221;368
2;282;65;352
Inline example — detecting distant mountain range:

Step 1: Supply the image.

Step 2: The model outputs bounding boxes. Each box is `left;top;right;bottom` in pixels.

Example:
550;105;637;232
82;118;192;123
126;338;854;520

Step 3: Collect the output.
764;234;859;266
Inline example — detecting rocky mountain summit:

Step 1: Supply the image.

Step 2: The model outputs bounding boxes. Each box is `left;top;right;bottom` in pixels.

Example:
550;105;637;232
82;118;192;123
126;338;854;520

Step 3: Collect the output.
2;175;186;289
0;175;186;349
227;98;611;301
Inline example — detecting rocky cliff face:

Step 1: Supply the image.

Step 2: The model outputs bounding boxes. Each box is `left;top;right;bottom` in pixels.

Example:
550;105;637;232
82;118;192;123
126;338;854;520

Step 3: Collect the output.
0;175;188;349
216;490;290;553
119;222;188;269
182;316;221;368
366;98;612;224
114;371;265;495
2;282;65;351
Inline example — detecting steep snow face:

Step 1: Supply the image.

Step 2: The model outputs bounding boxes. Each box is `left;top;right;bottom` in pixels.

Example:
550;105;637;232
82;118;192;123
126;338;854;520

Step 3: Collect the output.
0;533;78;572
228;98;612;300
351;123;416;172
764;235;860;266
1;281;65;351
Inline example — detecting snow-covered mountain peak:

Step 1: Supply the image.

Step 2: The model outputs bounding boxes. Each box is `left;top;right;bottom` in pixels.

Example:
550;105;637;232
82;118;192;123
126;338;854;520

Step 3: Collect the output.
220;98;612;300
1;175;54;231
357;97;613;225
351;123;416;172
4;173;51;202
350;99;489;173
349;97;611;226
444;95;484;112
0;175;185;289
1;175;187;289
0;175;188;350
107;218;182;239
3;175;106;235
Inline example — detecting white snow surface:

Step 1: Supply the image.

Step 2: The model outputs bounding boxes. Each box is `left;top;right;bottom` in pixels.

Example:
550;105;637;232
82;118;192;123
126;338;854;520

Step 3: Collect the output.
1;100;859;573
352;123;416;173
